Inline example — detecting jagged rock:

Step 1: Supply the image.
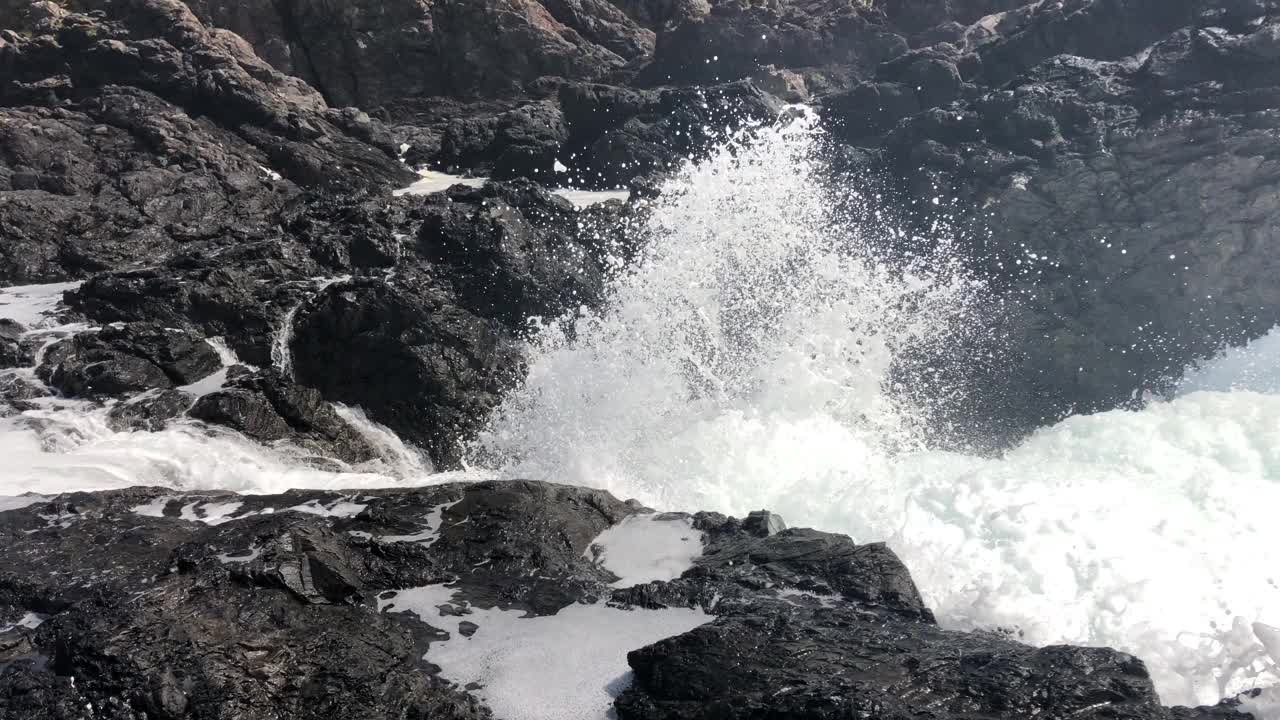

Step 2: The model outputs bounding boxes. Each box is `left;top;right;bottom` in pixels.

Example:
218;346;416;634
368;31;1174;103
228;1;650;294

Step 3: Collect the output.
616;609;1166;719
189;370;380;464
288;274;522;469
183;0;639;106
0;484;1256;720
751;65;810;102
0;0;411;284
557;80;784;187
0;320;29;369
412;181;621;325
435;99;571;182
641;0;907;86
0;372;46;416
106;388;196;431
823;9;1280;445
35;323;218;400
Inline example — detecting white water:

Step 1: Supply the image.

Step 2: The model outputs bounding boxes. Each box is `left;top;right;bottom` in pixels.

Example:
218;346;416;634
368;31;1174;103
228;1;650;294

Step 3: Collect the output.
0;112;1278;712
474;112;1280;708
395;170;630;207
379;584;709;720
271;275;351;377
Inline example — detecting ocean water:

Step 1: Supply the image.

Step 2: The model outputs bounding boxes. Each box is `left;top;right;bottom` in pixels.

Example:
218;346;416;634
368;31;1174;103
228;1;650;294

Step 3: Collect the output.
0;110;1276;710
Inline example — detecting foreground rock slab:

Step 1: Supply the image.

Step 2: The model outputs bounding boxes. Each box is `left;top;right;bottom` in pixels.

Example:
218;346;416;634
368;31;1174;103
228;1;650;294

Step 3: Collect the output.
0;482;1255;719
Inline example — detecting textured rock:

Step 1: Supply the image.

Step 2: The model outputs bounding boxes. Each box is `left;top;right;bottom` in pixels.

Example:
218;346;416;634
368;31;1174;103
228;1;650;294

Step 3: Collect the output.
0;484;1256;720
0;0;412;284
106;388;196;431
189;369;382;465
823;4;1280;444
36;323;219;400
641;0;907;86
288;274;523;470
183;0;642;106
0;319;29;369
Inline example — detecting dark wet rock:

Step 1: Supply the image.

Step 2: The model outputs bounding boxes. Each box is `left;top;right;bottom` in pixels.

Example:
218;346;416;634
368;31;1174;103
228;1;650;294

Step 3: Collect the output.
0;483;1255;720
0;320;29;369
35;323;218;400
106;388;196;431
823;11;1280;446
434;99;571;182
0;373;46;416
289;274;523;470
183;0;639;106
641;0;907;87
66;179;640;466
189;369;380;464
556;80;785;188
412;180;620;326
966;0;1219;86
0;0;411;284
392;79;785;188
616;609;1165;719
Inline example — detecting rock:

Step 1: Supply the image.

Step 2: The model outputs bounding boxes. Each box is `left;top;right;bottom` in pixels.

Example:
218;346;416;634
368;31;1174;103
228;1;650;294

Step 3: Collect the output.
37;342;175;400
751;65;809;102
288;275;523;469
106;388;196;431
189;369;380;464
823;11;1280;446
0;320;30;369
183;0;638;107
0;484;1256;720
0;0;412;284
434;99;570;182
36;323;219;400
641;0;906;86
0;373;47;415
557;80;784;188
616;610;1166;719
412;181;615;326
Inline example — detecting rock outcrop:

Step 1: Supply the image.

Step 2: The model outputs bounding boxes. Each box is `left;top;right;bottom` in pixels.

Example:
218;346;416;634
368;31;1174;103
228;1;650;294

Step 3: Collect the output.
0;0;411;283
822;0;1280;443
0;483;1255;719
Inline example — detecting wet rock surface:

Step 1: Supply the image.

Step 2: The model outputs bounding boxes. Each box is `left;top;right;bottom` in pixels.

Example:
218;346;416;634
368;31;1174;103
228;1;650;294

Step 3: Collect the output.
0;483;1252;719
821;1;1280;445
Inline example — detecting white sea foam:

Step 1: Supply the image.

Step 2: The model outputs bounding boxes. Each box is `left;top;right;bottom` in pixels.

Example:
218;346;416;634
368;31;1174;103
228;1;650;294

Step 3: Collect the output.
379;584;710;720
179;337;242;397
586;513;704;587
0;402;412;496
0;281;81;328
474;110;1280;708
0;612;48;633
395;170;630;207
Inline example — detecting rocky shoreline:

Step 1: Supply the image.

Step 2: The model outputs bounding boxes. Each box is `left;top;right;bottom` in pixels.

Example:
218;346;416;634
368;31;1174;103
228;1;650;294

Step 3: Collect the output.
3;0;1280;716
0;484;1265;719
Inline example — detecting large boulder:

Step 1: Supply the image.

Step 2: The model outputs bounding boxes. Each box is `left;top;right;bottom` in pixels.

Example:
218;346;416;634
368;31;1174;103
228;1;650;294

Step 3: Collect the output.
288;274;523;470
36;323;220;400
189;369;383;465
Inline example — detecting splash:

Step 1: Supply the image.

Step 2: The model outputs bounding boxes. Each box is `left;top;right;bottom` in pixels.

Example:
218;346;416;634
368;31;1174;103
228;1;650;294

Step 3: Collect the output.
271;276;350;378
474;110;1280;707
